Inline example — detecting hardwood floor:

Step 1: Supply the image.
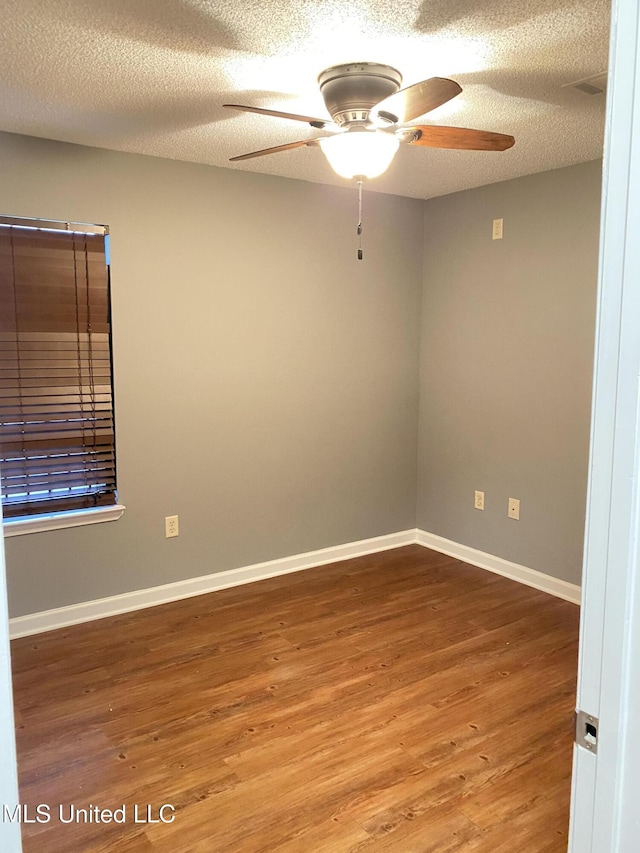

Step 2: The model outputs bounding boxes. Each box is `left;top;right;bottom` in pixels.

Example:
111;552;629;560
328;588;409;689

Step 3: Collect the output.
10;545;579;852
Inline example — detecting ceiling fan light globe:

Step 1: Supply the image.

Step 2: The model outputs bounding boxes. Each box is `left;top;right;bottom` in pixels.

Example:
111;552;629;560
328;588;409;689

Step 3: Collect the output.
318;131;399;179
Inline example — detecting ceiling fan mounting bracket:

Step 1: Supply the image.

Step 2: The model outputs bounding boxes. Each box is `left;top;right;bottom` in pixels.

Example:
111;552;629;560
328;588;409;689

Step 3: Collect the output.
318;62;403;128
398;128;423;144
376;110;399;126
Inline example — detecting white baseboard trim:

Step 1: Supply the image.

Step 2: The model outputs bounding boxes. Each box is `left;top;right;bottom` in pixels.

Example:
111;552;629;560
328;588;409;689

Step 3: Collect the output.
9;529;417;639
415;529;581;605
9;527;580;639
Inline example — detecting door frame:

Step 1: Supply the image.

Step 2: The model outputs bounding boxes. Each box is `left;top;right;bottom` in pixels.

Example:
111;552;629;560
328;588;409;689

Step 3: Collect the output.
569;0;640;849
0;506;22;851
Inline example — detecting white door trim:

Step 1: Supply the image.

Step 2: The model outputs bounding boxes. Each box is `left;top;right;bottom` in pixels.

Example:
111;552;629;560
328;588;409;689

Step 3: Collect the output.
569;0;640;849
0;503;22;852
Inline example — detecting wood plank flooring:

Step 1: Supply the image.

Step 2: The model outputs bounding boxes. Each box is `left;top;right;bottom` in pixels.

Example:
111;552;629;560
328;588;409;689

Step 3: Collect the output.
10;545;579;852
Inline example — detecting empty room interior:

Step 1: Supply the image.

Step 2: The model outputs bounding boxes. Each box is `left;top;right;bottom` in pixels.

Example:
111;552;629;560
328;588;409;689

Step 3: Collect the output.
0;1;611;851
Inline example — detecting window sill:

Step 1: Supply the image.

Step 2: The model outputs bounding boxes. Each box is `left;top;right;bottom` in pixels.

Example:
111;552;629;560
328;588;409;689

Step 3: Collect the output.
3;504;126;537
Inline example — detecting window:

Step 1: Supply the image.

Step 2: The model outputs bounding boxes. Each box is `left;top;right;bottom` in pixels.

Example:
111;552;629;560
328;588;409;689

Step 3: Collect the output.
0;216;118;526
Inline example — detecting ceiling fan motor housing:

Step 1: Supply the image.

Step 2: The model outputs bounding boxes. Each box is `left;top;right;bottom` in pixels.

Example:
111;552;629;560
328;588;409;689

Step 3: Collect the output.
318;62;402;127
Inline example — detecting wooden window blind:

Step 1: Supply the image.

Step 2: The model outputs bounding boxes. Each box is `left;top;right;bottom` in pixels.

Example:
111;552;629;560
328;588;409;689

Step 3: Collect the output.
0;217;116;519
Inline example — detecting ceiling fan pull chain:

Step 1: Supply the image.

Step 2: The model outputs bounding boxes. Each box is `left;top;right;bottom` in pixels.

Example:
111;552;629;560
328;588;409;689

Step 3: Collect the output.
357;177;363;260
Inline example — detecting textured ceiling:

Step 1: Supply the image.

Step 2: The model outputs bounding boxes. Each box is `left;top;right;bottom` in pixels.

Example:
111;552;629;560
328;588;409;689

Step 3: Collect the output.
0;0;610;199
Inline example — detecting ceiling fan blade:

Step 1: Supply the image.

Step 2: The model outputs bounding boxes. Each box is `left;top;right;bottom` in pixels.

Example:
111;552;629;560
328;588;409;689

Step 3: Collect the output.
371;78;462;125
402;125;515;151
224;104;333;128
229;139;316;162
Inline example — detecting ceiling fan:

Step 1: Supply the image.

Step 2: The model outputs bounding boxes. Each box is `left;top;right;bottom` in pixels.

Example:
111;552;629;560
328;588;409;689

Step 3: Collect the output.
224;62;515;180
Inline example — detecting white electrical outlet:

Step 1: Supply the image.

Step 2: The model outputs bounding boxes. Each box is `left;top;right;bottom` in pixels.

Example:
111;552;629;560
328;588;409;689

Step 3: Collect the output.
508;498;520;520
474;490;485;510
165;515;179;538
492;218;503;240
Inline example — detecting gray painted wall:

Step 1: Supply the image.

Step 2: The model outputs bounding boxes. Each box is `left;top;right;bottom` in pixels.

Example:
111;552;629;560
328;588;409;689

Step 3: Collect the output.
417;160;601;585
0;132;602;615
0;132;423;617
